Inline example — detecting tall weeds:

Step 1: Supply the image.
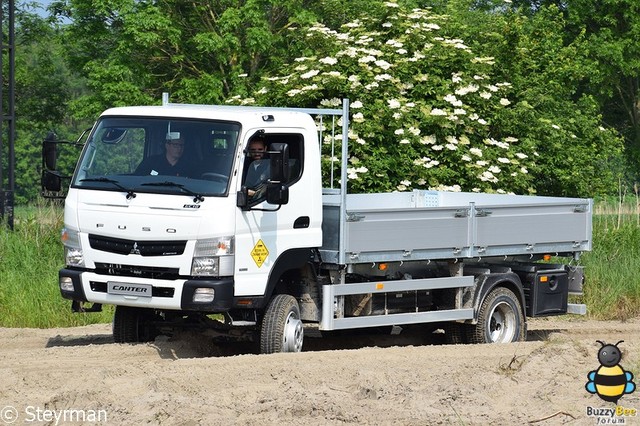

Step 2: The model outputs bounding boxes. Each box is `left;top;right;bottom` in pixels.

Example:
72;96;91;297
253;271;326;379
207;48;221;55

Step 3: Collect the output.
0;202;112;327
583;194;640;320
1;197;640;327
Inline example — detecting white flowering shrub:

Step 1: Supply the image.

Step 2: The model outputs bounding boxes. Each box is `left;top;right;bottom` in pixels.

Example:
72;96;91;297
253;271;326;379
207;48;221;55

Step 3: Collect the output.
230;2;540;194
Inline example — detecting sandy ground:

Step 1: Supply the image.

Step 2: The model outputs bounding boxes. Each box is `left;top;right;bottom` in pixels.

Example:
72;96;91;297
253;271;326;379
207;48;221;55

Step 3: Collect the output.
1;317;640;425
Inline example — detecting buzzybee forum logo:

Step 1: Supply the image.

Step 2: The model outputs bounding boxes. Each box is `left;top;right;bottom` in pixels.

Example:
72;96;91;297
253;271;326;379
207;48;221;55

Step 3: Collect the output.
585;340;638;424
585;340;637;423
586;340;636;403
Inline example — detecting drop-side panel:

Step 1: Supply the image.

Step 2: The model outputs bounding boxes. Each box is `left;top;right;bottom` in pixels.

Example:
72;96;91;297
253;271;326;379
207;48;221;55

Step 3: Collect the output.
344;207;469;258
475;203;592;255
320;191;592;265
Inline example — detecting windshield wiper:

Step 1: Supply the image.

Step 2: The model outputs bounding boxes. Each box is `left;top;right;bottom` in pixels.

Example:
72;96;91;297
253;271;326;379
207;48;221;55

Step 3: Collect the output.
141;181;204;202
80;177;136;200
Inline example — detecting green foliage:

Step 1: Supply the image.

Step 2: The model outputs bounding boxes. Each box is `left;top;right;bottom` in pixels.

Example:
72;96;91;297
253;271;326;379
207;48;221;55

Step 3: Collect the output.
563;0;640;164
6;8;90;204
4;0;638;201
0;204;112;327
582;213;640;320
59;0;321;116
446;4;625;196
505;0;640;185
230;2;620;196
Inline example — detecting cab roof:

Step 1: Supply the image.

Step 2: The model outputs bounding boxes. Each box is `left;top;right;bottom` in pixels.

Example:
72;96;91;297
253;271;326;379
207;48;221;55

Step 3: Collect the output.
100;103;325;130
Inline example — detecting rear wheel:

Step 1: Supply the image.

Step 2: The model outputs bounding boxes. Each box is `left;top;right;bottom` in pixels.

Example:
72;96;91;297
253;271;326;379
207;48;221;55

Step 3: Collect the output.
260;295;304;354
113;306;158;343
468;287;525;344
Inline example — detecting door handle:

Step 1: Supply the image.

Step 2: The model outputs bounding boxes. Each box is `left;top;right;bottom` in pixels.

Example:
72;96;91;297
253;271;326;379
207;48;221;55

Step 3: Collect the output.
294;216;310;229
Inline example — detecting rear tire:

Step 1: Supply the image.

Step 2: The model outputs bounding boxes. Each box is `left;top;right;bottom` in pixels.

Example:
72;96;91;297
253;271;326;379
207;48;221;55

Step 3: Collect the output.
113;306;157;343
468;287;525;344
260;295;304;354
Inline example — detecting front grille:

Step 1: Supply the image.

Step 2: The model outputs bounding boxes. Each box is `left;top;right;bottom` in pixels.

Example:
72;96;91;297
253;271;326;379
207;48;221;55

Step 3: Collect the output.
90;281;175;298
94;263;179;280
89;234;186;256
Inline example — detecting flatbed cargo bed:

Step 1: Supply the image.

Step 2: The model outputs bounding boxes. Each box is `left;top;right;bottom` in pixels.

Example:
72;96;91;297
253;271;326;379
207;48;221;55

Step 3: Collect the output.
320;190;592;265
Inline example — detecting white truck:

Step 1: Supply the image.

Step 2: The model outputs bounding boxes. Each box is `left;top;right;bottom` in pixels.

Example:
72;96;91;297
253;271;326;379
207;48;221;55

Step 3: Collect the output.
41;96;592;353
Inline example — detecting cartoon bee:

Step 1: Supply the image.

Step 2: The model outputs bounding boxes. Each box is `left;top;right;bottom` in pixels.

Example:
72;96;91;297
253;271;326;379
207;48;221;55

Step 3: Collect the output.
586;340;636;403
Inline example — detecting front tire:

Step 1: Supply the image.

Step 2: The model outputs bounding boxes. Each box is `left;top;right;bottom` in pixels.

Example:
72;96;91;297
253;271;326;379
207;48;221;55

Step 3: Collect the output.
444;323;468;344
260;295;304;354
113;306;157;343
468;287;525;344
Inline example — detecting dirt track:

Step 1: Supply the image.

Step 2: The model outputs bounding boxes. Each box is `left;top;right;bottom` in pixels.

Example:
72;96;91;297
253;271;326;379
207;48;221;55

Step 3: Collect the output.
1;317;640;425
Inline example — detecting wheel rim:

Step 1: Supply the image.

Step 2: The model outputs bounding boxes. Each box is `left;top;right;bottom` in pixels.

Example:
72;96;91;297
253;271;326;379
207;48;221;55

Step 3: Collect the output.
282;311;304;352
487;301;516;343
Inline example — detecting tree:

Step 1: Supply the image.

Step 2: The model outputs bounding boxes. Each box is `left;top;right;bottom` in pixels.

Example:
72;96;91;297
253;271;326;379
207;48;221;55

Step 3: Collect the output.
53;0;353;118
564;0;640;178
438;1;624;196
6;6;85;203
230;1;622;196
53;0;399;119
32;0;625;198
493;0;640;186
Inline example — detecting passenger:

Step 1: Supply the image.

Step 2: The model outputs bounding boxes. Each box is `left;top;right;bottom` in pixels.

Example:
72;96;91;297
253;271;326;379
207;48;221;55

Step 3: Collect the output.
135;133;190;177
244;136;270;198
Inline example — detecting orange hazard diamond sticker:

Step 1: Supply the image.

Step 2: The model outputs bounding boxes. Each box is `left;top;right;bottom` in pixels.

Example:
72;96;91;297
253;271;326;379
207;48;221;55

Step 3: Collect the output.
251;239;269;268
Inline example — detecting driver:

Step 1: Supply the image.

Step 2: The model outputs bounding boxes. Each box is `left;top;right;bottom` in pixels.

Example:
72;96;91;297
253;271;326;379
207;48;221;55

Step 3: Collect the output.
135;132;190;176
244;136;270;198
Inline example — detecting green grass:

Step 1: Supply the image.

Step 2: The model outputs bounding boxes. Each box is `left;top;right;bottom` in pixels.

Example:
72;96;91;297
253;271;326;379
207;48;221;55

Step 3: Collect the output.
1;198;640;327
0;202;112;327
581;197;640;320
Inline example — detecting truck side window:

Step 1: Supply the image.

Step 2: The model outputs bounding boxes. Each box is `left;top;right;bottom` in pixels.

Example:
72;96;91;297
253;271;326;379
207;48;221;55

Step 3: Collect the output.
241;133;303;202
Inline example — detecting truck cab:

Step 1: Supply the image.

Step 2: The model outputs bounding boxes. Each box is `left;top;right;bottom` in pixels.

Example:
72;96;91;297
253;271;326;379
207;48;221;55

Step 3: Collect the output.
52;102;322;346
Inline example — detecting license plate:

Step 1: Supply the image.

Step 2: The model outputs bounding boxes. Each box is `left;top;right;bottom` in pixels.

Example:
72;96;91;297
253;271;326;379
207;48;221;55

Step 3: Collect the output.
107;282;152;297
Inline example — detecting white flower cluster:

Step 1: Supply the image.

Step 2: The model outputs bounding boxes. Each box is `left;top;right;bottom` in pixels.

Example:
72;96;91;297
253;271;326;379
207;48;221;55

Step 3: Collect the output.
347;166;369;180
235;4;536;194
413;157;440;168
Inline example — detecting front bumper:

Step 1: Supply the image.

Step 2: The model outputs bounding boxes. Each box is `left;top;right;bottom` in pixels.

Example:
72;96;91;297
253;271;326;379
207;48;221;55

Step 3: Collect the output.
59;268;234;312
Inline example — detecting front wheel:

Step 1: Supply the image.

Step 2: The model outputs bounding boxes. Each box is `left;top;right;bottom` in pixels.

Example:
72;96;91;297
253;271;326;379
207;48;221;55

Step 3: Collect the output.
468;287;525;344
113;306;158;343
444;323;468;344
260;295;304;354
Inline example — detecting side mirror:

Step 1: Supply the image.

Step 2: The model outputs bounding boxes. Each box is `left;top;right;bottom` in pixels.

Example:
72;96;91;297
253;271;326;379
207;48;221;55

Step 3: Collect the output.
42;170;62;192
266;183;289;205
237;183;289;210
236;187;248;209
268;143;290;183
42;132;58;170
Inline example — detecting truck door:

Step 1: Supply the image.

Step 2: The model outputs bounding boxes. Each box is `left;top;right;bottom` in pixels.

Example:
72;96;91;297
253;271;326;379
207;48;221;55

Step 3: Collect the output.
234;131;321;297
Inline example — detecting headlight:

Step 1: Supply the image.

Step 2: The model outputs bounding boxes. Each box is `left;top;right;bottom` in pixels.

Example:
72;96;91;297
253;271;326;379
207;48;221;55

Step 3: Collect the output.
191;236;234;277
61;228;84;267
191;257;219;276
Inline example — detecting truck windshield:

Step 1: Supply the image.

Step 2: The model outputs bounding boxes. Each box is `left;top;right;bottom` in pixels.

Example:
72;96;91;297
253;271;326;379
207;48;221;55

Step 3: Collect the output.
71;116;240;197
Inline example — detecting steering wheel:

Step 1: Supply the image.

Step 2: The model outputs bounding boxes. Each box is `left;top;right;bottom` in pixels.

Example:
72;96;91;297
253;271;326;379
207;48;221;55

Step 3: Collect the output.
200;173;228;184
